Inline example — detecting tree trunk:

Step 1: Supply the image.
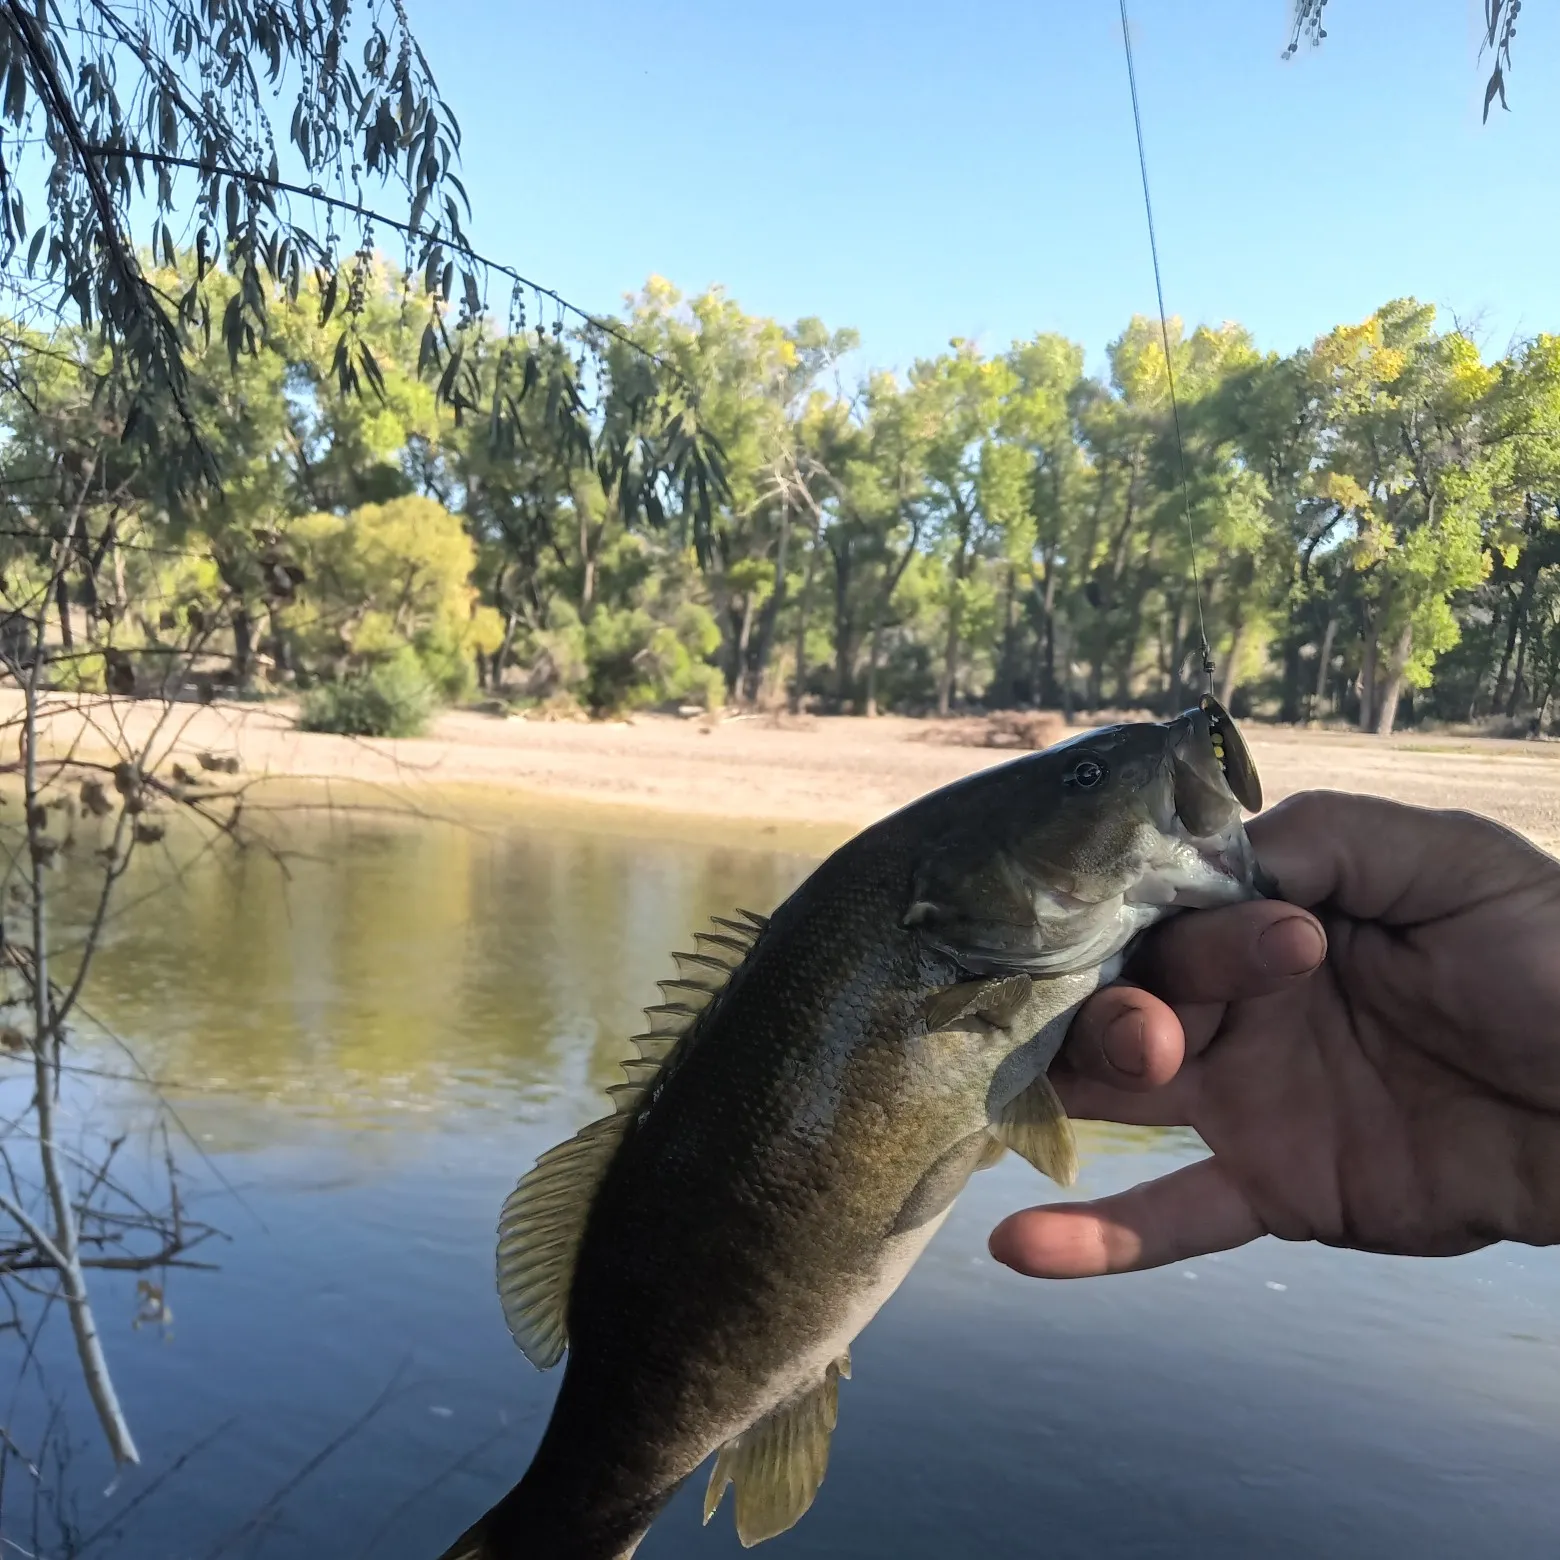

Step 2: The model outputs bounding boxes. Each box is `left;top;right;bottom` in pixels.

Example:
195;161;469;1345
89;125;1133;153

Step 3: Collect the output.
1495;496;1542;713
578;503;600;624
494;608;520;692
937;615;959;716
936;528;971;718
1278;639;1303;724
860;513;921;720
832;541;856;709
789;529;818;715
1056;618;1075;723
864;621;884;718
1536;674;1558;738
1357;621;1378;732
20;669;140;1466
1374;622;1414;736
748;501;791;705
232;606;254;690
55;574;73;654
1309;616;1338;725
1507;618;1533;718
268;605;292;678
991;566;1017;708
1218;610;1247;711
1039;550;1059;704
733;593;756;701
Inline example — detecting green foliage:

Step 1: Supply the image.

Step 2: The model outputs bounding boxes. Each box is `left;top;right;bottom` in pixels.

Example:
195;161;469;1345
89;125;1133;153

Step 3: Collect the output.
298;649;436;739
8;255;1560;738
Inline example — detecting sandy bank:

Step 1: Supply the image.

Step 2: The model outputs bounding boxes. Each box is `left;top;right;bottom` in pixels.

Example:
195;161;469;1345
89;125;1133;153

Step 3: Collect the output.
9;689;1560;855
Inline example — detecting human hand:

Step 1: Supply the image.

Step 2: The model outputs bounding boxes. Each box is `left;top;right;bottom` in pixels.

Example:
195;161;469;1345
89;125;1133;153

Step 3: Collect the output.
990;790;1560;1278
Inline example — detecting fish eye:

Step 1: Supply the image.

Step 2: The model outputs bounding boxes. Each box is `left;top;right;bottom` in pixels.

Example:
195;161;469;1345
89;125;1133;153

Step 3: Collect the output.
1066;756;1107;791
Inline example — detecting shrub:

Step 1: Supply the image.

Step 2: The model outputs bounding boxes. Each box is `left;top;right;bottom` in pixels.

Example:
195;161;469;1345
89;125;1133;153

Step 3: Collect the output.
297;649;435;738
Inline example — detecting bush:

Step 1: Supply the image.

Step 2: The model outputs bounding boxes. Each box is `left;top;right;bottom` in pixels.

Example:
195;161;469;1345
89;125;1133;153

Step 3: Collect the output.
297;650;435;738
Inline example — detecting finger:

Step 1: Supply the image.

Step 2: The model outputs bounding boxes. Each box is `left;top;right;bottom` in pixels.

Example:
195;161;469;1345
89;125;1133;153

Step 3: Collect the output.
987;1158;1268;1278
1057;985;1185;1091
1051;1068;1196;1127
1124;899;1326;1006
1052;990;1219;1132
1251;790;1556;924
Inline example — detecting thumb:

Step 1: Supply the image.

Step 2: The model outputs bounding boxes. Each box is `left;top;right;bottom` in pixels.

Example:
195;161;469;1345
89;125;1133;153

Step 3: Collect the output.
988;1158;1267;1278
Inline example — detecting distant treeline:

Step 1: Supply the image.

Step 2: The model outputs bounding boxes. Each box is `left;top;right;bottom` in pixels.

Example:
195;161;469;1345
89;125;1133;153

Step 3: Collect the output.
4;260;1558;736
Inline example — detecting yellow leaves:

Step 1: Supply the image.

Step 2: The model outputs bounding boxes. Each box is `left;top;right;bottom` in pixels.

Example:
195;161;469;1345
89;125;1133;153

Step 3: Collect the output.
285;496;479;669
466;605;507;658
1320;471;1371;514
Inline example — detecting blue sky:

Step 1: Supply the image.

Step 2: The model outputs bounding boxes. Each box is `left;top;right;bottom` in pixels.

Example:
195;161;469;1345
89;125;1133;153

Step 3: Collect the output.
415;1;1560;383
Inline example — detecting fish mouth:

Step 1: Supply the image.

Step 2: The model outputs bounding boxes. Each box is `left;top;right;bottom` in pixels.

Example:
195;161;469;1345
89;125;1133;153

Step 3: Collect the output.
1133;697;1274;908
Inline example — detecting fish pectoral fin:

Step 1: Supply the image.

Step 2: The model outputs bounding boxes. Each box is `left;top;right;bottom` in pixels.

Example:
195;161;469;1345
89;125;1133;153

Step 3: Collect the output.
921;972;1034;1032
990;1071;1079;1188
704;1359;847;1547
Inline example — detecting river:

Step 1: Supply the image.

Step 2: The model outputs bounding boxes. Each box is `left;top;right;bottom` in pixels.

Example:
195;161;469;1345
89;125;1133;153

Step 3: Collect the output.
9;806;1560;1558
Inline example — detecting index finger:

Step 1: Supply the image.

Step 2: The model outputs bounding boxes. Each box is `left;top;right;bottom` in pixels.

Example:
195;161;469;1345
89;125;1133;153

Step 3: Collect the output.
1121;897;1326;1007
1251;791;1556;924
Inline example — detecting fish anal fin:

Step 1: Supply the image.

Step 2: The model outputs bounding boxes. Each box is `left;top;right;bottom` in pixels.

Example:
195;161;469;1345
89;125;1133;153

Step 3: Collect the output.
703;1361;845;1547
991;1071;1078;1187
495;1112;631;1369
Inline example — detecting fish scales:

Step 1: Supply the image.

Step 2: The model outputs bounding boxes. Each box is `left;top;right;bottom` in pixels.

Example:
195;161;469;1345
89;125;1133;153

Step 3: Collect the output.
440;698;1268;1559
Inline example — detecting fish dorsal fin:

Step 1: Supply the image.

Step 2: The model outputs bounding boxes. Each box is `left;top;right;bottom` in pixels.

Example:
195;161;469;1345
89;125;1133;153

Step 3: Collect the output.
703;1357;848;1546
495;908;767;1370
990;1071;1078;1187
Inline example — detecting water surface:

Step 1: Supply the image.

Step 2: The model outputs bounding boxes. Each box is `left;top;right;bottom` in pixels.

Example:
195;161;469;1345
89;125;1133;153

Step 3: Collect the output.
13;807;1560;1558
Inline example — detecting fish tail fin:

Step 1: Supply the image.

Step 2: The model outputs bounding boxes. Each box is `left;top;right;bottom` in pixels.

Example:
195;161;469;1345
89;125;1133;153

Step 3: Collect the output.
435;1476;650;1560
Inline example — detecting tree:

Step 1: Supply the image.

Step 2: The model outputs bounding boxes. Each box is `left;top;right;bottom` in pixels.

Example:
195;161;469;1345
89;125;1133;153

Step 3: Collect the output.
906;341;1021;716
999;334;1093;708
1308;302;1497;734
0;0;477;482
1286;0;1520;119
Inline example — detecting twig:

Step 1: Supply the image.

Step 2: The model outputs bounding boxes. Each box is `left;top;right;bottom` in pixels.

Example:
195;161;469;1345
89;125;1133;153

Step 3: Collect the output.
199;1361;413;1560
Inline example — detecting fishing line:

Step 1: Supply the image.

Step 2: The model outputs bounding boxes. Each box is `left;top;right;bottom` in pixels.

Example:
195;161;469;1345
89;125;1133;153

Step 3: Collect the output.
1117;0;1216;696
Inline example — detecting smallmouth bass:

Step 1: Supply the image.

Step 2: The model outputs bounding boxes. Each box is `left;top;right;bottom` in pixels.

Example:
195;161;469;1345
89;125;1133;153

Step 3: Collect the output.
440;698;1269;1559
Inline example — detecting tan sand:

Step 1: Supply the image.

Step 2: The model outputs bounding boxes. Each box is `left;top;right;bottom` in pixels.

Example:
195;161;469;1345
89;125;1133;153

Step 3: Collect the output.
10;687;1560;857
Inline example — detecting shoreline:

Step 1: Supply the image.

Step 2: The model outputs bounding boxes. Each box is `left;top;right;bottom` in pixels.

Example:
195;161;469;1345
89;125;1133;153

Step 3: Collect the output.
8;689;1560;856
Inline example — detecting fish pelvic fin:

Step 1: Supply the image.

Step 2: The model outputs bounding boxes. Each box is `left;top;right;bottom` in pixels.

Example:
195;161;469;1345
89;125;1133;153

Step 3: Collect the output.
990;1070;1079;1187
703;1357;849;1547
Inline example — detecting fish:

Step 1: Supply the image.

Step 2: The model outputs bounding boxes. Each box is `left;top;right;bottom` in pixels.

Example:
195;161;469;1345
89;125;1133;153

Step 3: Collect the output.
439;696;1269;1560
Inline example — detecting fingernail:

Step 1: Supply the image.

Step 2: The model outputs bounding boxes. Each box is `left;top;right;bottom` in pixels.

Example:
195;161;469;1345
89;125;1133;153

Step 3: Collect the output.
1101;1008;1146;1077
1256;915;1325;977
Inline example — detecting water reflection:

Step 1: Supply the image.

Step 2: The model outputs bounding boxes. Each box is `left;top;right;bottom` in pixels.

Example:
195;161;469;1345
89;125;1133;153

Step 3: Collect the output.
80;812;812;1137
19;806;1560;1559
